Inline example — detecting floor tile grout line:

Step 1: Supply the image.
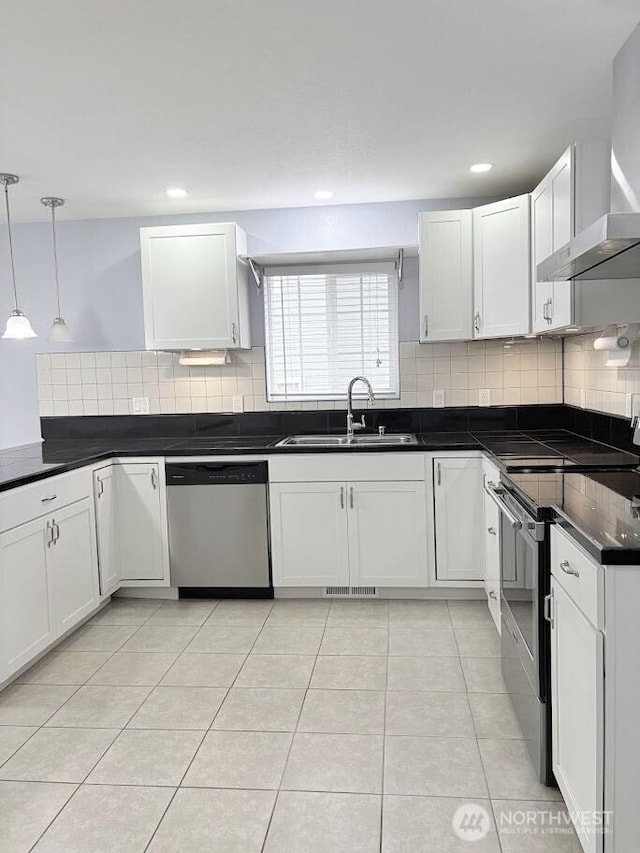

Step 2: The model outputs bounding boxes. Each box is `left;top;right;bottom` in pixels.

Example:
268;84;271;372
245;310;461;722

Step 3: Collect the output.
259;607;330;852
26;782;80;853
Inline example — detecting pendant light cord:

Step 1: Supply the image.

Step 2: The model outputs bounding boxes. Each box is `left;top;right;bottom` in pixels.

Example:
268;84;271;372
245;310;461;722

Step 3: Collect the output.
3;182;19;309
50;204;62;316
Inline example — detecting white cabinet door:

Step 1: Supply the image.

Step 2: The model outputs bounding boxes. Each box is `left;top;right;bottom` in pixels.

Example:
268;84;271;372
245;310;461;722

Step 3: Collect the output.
348;481;428;588
49;498;99;636
473;194;531;339
418;210;473;342
482;461;501;630
433;457;484;583
550;578;604;853
93;466;120;595
140;222;250;350
0;518;53;681
532;148;574;333
118;463;169;584
269;482;349;587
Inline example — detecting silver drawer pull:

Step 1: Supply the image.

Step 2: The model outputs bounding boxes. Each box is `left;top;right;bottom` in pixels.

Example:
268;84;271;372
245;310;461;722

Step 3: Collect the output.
41;494;57;503
544;591;554;627
488;590;497;600
560;560;580;578
340;487;345;509
487;526;497;536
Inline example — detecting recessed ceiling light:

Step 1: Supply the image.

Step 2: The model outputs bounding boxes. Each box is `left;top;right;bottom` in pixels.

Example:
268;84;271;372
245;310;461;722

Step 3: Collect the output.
470;163;493;174
314;190;334;200
166;187;188;198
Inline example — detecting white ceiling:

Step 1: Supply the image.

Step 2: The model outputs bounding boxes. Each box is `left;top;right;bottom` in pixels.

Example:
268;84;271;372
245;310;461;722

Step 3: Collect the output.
2;0;640;221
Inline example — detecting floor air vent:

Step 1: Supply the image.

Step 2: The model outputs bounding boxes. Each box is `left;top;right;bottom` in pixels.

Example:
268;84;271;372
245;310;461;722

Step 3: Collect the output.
323;586;378;598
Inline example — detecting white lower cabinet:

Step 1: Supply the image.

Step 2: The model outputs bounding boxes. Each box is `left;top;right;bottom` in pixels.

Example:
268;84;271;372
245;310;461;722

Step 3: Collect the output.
269;483;350;587
550;576;603;853
116;463;169;585
433;456;484;584
0;493;99;684
482;459;501;630
269;479;428;588
49;498;99;635
93;465;120;595
0;518;54;682
347;481;428;587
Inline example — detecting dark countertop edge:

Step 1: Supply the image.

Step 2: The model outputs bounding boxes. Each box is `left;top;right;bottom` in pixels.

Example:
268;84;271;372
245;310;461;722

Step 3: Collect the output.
0;434;482;493
552;510;640;566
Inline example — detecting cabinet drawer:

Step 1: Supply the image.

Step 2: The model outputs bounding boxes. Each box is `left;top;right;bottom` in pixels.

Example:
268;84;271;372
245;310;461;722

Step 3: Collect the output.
550;526;603;629
0;468;93;534
268;453;426;483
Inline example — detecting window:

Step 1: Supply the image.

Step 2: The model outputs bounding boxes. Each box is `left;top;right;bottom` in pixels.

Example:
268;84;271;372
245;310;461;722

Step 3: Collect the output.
264;262;399;402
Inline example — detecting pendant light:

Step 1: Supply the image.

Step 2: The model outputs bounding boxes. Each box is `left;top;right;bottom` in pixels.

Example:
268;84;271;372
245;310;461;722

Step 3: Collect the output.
41;196;72;342
1;174;37;339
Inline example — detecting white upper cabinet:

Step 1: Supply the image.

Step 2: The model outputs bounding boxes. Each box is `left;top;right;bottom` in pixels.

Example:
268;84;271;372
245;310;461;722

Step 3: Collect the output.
473;194;531;339
532;147;574;332
418;210;473;342
140;222;251;350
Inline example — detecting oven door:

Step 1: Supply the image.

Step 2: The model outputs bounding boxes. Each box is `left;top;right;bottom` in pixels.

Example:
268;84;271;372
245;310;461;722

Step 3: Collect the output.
485;481;542;688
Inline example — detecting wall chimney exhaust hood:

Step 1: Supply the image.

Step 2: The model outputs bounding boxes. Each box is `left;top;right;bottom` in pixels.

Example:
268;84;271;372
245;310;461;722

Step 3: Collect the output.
536;212;640;281
537;20;640;284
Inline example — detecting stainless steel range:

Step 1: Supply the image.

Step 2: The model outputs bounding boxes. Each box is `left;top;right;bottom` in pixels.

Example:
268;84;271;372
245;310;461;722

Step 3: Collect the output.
485;478;553;785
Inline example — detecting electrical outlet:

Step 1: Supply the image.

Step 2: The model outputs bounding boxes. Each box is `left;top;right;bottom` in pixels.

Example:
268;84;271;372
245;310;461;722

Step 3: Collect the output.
626;393;633;418
433;390;445;408
232;395;244;413
580;389;586;408
478;389;491;407
132;396;149;415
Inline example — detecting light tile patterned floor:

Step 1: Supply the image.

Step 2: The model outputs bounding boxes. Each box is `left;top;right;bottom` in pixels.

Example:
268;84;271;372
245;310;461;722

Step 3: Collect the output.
0;598;583;852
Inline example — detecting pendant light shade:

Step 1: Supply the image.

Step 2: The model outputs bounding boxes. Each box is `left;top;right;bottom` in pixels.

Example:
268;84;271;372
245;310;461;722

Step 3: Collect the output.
49;316;73;342
41;196;72;343
3;309;37;339
1;174;37;340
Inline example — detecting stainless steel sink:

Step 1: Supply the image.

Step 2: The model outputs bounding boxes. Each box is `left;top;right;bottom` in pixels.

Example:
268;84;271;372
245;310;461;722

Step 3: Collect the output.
276;433;417;448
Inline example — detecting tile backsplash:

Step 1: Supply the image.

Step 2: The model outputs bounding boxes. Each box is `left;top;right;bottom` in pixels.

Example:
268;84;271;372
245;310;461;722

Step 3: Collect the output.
564;333;640;418
36;338;563;418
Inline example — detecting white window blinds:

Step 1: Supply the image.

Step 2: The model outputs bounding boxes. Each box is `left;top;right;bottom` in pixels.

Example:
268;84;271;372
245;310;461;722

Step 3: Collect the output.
264;262;399;402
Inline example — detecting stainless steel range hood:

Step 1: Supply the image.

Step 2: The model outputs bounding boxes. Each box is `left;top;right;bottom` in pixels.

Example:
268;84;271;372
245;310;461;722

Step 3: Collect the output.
537;20;640;283
536;212;640;281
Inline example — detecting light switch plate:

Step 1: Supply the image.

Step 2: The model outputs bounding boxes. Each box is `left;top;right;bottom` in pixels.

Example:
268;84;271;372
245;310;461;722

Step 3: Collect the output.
132;397;150;415
478;389;491;407
232;395;244;413
433;390;445;408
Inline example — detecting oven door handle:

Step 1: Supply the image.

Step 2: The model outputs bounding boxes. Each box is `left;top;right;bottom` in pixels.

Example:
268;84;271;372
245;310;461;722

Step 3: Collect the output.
486;483;523;530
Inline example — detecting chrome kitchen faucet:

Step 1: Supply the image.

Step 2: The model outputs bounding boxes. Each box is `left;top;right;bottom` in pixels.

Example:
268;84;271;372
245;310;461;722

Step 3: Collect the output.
346;376;375;439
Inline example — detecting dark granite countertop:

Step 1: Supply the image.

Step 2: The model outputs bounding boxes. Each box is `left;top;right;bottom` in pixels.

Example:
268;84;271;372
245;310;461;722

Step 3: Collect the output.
504;470;640;565
3;429;639;566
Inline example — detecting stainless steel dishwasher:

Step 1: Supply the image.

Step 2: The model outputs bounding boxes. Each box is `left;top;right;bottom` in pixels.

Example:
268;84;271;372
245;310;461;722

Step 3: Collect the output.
166;461;272;598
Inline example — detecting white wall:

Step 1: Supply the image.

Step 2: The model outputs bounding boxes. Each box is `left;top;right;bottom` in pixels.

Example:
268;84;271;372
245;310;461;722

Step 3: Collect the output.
0;195;495;449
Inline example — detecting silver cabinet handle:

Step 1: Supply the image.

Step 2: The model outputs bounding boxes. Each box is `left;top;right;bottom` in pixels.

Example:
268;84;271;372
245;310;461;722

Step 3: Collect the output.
560;560;579;577
488;590;497;599
487;526;497;536
231;322;238;344
150;467;158;490
436;462;442;486
349;487;354;509
50;519;60;545
423;314;429;337
340;486;345;509
547;298;553;324
41;494;57;503
474;312;481;332
544;591;554;627
46;521;54;548
96;476;104;498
